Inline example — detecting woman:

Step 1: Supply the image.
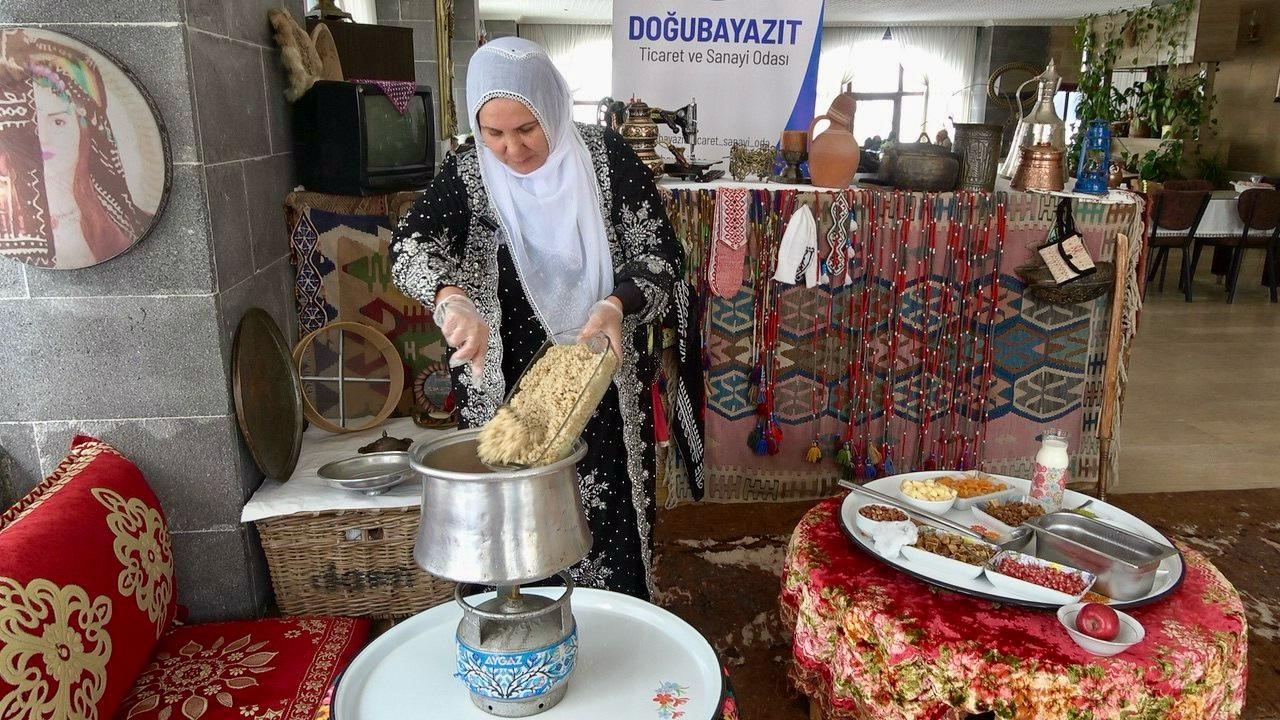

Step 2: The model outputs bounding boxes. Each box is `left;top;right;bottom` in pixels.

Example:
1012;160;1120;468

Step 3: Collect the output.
390;37;704;600
0;29;153;268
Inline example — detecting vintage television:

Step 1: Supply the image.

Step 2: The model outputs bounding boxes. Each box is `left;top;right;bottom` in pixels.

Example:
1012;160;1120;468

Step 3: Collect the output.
294;80;435;195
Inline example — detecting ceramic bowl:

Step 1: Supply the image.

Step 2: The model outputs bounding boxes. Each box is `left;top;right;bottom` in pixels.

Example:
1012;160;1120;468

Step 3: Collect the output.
853;503;912;537
898;481;956;514
1057;603;1145;656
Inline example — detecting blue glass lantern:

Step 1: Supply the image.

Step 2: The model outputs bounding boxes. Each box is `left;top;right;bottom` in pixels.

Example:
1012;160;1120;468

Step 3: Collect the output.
1075;119;1112;195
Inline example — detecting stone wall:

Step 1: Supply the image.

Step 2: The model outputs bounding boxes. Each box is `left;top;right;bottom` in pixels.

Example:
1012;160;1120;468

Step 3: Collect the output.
0;0;296;621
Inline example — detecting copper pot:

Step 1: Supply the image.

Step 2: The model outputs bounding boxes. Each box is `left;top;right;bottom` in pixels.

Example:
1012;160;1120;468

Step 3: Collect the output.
1011;143;1064;192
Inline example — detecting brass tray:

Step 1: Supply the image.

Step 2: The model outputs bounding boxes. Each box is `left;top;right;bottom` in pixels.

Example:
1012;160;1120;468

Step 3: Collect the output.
232;309;305;481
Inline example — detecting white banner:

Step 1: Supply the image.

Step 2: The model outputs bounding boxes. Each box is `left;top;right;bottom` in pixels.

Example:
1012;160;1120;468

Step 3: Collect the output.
612;1;825;167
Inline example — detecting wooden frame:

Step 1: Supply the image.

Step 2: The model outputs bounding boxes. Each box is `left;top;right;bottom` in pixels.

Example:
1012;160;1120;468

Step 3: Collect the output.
435;0;457;137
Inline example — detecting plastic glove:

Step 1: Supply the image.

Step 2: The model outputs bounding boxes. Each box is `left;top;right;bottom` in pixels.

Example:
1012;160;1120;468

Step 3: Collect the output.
433;294;489;378
577;298;624;361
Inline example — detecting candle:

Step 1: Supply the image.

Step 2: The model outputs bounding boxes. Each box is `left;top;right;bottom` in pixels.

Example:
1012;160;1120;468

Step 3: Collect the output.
781;130;807;152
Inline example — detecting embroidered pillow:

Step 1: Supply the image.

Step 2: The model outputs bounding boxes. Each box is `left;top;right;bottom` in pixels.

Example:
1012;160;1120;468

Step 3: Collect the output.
0;435;176;720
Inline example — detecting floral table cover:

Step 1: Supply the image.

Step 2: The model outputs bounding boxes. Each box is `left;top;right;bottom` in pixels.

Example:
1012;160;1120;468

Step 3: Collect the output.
780;496;1248;720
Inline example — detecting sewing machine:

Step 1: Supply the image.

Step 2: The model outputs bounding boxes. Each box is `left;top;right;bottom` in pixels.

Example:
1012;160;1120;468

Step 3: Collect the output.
597;97;720;182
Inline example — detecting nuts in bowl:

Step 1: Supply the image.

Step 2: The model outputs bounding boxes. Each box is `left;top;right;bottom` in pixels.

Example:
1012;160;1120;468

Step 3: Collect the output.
898;478;957;512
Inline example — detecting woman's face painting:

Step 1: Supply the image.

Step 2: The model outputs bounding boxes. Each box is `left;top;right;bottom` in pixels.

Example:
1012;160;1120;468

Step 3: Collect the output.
477;97;550;174
33;82;81;187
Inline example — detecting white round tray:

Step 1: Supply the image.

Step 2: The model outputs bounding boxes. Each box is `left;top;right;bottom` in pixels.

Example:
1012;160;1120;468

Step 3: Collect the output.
841;471;1184;609
334;587;723;719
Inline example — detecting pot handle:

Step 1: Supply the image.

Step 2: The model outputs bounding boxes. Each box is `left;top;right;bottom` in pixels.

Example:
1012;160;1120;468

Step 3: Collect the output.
916;131;932;144
808;114;833;145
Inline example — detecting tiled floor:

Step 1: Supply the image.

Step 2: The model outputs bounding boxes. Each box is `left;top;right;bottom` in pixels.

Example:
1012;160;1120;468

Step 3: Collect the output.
1117;249;1280;493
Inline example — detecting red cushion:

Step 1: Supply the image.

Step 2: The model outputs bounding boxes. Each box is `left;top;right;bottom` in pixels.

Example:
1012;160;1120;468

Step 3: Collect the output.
0;436;177;720
116;616;369;720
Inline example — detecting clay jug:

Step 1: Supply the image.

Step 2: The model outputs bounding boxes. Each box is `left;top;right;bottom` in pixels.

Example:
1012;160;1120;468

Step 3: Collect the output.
807;89;860;188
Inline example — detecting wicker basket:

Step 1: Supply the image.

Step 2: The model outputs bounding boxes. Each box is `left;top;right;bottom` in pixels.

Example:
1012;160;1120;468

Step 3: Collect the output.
256;506;455;618
1015;261;1116;305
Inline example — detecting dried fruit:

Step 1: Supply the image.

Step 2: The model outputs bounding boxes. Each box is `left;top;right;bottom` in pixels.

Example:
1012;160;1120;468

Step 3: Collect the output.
858;504;908;522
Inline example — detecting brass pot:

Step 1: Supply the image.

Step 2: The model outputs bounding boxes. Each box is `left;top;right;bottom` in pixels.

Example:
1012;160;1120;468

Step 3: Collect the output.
1011;143;1064;192
619;99;665;177
878;133;959;192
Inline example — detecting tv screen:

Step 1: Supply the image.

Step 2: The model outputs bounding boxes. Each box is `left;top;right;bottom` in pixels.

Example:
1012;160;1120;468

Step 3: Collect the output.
364;93;430;170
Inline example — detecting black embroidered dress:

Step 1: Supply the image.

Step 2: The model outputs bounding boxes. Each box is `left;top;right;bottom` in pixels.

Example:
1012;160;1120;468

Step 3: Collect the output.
390;124;705;599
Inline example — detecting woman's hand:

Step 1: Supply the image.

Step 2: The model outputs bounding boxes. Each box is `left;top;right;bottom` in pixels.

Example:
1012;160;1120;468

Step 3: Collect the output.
433;294;489;378
578;297;624;359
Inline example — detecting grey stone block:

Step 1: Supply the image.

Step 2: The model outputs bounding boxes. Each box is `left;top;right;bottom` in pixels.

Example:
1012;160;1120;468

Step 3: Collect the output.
191;30;272;165
24;164;215;297
0;422;41;505
207;163;254;292
453;0;478;41
172;527;271;621
452;39;476;69
33;416;245;532
415;60;440;92
0;262;26;299
262;48;294;155
218;256;297;365
0;0;181;25
399;0;433;22
185;0;281;49
386;19;436;63
0;295;228;422
375;0;400;22
242;154;297;271
37;23;199;165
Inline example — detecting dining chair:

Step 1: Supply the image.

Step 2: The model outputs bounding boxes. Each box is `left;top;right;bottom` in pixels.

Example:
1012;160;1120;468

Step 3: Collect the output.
1146;188;1211;302
1190;188;1280;303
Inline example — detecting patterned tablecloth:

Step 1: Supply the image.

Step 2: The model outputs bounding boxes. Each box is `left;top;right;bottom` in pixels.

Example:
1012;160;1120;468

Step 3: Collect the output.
780;496;1249;720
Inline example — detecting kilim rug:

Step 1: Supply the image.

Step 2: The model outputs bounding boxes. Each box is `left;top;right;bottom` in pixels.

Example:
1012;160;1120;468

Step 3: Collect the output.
653;489;1280;720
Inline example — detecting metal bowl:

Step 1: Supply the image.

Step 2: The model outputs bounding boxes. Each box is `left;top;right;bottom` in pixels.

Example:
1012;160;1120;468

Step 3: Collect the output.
318;451;414;496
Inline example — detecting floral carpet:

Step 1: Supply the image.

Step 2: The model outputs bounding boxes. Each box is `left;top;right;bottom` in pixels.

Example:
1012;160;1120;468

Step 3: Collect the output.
652;489;1280;720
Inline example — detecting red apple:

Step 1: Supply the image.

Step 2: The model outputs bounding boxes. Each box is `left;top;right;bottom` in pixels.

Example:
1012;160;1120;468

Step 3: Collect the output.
1075;602;1120;641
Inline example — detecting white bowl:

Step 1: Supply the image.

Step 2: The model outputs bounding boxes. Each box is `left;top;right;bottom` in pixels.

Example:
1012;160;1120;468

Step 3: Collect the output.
897;481;956;513
983;551;1096;605
853;503;911;537
900;542;988;581
1058;603;1145;656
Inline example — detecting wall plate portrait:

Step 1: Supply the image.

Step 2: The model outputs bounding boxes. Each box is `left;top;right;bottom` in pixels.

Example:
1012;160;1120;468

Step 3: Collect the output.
0;28;170;270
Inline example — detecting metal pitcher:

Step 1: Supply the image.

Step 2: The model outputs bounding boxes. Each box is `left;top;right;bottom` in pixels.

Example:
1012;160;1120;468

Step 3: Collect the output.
410;428;591;585
998;60;1066;179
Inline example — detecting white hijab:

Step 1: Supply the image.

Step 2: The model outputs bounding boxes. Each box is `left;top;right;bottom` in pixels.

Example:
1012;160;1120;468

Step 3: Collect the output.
466;37;613;338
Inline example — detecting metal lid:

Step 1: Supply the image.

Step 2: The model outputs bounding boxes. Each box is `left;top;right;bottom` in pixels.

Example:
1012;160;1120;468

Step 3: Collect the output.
231;309;304;481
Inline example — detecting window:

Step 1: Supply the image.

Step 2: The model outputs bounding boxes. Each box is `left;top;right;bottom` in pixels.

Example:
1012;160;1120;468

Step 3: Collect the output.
849;63;927;144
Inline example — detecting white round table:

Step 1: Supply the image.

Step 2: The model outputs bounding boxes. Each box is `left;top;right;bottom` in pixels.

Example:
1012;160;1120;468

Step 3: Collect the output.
333;587;725;720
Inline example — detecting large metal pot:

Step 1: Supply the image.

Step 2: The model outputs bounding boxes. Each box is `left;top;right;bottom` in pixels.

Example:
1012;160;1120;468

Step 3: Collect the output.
410;428;591;586
878;133;960;192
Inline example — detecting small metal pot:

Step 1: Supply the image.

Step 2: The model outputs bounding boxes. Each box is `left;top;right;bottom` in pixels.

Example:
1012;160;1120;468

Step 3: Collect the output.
878;134;960;192
410;429;591;586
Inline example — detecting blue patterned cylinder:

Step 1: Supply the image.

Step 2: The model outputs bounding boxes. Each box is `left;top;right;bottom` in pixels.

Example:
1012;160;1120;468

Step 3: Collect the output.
1075;119;1111;195
455;626;578;702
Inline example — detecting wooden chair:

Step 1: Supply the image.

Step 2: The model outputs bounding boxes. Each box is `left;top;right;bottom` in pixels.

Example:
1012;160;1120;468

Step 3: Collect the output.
1146;188;1210;302
1190;188;1280;304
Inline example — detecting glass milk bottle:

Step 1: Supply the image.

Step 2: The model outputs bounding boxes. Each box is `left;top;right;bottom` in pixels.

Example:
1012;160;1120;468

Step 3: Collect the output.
1030;428;1070;511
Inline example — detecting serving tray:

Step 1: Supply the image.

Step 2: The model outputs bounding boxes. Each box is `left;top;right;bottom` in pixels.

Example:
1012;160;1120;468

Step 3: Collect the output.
334;587;724;719
839;471;1185;610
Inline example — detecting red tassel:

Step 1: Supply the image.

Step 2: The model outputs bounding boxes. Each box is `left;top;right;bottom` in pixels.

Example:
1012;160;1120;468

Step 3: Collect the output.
651;382;669;445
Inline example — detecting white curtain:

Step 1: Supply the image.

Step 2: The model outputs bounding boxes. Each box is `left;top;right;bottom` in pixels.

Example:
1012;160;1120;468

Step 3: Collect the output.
815;26;978;141
519;24;613;124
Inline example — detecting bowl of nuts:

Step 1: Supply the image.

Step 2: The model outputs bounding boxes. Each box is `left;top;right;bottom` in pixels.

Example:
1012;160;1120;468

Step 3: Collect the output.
900;529;999;581
854;503;912;538
898;478;957;514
